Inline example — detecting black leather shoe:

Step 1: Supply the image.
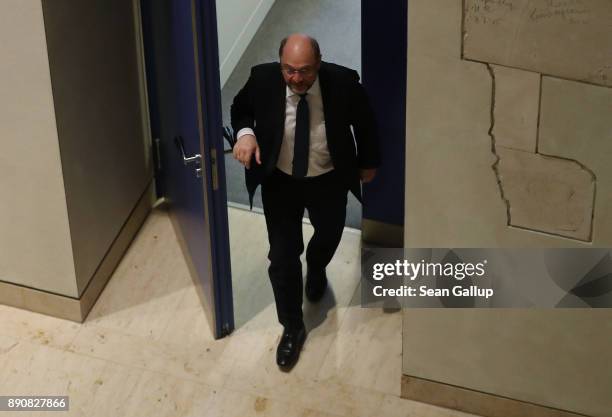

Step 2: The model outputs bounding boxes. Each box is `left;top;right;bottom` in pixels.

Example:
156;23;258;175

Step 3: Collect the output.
305;268;328;302
276;325;306;371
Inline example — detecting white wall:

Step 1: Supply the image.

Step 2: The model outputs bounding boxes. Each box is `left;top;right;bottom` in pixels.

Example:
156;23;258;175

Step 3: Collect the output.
216;0;275;87
0;0;77;296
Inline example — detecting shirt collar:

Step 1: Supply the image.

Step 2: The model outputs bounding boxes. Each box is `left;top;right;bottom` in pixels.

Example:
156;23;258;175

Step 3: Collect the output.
286;76;321;98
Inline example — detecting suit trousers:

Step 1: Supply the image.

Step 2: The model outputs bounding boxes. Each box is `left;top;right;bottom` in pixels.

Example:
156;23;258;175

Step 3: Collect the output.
261;169;348;329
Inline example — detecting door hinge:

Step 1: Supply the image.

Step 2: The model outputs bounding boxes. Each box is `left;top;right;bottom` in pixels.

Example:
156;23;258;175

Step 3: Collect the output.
211;148;219;191
153;137;162;173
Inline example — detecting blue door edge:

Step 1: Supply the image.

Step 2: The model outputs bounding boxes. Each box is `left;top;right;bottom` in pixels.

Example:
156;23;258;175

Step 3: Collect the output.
195;0;235;337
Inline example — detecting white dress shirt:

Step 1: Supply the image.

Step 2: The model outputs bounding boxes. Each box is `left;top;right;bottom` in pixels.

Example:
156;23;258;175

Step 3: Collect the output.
236;77;333;177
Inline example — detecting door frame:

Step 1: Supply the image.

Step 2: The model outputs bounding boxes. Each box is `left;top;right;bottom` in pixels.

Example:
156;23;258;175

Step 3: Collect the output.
141;0;407;337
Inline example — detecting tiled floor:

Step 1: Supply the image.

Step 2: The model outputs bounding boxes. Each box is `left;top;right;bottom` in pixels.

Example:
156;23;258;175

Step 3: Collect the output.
0;207;479;417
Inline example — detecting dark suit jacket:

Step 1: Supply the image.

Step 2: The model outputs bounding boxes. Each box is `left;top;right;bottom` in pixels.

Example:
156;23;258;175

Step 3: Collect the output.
230;61;380;207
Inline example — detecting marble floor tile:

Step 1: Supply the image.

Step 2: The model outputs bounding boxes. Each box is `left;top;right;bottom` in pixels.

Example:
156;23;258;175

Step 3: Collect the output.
317;288;403;397
2;339;214;417
0;336;40;393
0;333;21;372
83;211;194;342
224;358;386;417
110;368;208;417
195;387;344;417
156;284;218;346
68;358;144;417
0;340;112;416
22;343;119;417
66;323;231;388
0;304;81;350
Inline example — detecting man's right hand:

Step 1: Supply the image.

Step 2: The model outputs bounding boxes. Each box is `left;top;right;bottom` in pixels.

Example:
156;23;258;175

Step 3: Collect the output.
232;134;261;169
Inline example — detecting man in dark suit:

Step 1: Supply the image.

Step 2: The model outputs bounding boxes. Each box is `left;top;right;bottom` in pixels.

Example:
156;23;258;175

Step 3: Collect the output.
231;33;379;370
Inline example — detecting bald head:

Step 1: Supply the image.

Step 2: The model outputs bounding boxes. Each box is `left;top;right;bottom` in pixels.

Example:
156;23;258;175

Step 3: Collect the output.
279;34;321;62
279;34;322;94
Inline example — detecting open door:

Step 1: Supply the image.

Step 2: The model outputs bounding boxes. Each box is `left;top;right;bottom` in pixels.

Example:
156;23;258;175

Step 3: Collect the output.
141;0;233;338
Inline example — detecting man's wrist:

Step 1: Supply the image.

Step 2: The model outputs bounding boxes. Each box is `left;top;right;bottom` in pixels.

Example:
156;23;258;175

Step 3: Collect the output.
237;128;255;140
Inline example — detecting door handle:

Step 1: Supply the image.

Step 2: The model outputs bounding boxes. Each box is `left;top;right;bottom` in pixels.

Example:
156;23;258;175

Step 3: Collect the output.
174;136;203;178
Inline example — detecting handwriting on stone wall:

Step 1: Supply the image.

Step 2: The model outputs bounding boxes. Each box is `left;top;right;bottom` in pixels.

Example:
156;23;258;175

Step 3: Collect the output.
529;0;591;24
465;0;592;26
465;0;516;25
463;0;610;87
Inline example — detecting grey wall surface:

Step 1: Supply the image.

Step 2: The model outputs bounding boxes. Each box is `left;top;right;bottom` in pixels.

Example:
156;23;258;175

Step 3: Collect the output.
41;0;153;296
0;0;77;296
404;1;612;415
403;309;612;416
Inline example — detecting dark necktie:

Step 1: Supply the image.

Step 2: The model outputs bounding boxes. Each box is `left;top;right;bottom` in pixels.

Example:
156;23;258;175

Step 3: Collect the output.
292;93;309;177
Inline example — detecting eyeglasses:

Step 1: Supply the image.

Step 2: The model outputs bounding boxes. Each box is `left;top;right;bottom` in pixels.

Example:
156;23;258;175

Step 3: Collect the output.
281;65;316;76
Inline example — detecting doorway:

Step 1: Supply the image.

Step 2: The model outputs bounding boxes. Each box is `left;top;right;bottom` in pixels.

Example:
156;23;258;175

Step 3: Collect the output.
217;0;365;328
140;0;406;336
